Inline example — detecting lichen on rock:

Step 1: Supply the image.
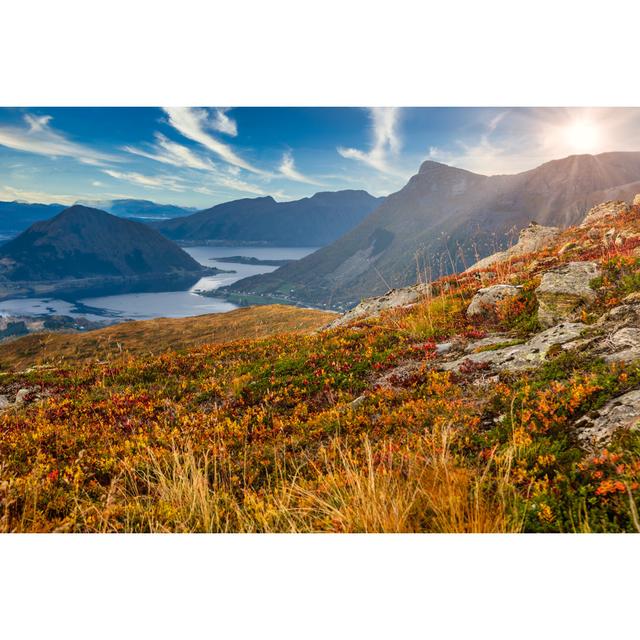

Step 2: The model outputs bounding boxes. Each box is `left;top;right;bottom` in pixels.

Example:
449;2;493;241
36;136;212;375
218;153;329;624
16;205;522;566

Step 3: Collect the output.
466;284;522;318
535;261;601;328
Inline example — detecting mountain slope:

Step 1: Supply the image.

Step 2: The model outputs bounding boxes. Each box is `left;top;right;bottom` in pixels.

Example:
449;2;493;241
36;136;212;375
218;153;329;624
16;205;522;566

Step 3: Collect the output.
0;305;336;370
226;152;640;309
154;190;383;246
0;204;203;282
2;196;640;532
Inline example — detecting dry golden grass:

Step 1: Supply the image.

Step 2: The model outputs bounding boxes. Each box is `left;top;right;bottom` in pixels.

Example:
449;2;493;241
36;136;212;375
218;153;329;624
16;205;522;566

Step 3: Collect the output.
1;427;524;533
0;304;336;371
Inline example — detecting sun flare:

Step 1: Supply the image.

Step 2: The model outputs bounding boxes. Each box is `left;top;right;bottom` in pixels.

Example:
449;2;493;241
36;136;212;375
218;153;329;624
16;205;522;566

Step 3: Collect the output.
563;119;601;153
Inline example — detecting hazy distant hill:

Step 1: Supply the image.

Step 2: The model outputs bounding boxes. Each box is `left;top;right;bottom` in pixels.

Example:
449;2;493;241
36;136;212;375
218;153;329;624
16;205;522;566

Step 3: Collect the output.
81;198;197;220
0;204;204;282
226;152;640;309
154;190;383;246
0;198;195;240
0;201;66;239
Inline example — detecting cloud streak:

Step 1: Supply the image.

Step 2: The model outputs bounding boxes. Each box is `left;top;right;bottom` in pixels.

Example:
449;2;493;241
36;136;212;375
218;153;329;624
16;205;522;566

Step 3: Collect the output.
278;151;323;185
0;113;119;166
337;107;402;174
211;108;238;136
163;107;265;175
102;169;186;192
0;184;80;205
123;133;216;171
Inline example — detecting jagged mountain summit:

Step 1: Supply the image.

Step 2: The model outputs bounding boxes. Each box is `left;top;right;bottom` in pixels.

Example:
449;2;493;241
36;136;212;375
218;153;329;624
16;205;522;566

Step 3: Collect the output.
0;204;203;281
225;152;640;309
154;190;384;246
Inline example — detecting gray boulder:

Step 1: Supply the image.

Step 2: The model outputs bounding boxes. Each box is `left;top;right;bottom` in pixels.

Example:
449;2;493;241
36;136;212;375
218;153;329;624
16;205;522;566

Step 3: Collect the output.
602;328;640;364
14;388;30;405
468;222;561;271
535;261;601;328
467;284;522;318
575;390;640;448
580;200;630;227
633;194;640;206
440;322;586;373
328;283;431;328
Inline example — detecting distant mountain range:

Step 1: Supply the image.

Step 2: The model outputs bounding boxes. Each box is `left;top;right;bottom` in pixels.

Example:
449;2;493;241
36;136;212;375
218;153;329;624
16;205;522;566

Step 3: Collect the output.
0;201;66;239
0;205;207;300
78;199;197;220
0;198;196;240
153;190;383;246
225;152;640;309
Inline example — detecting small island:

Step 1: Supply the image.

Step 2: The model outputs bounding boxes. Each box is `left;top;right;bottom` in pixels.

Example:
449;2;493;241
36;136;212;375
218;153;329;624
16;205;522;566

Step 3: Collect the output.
212;255;293;267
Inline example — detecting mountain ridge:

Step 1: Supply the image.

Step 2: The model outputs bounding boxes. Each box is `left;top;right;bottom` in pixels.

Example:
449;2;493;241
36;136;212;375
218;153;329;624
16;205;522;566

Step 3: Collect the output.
0;205;207;300
225;152;640;309
154;189;383;246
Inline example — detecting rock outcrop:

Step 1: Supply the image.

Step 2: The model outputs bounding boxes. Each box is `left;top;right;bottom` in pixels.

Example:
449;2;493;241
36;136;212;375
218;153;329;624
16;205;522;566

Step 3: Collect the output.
327;284;431;328
440;322;586;373
575;390;640;448
535;261;601;328
466;284;522;318
580;200;630;227
467;222;562;271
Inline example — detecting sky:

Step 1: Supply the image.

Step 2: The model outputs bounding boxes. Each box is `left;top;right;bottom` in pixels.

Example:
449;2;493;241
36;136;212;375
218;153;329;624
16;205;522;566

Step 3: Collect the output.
1;107;640;208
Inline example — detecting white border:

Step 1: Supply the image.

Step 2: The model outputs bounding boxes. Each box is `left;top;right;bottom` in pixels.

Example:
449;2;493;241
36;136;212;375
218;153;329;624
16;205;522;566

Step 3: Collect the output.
2;0;640;636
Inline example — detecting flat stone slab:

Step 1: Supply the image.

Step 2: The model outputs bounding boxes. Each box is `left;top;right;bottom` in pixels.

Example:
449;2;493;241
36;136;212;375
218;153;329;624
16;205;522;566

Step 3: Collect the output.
575;389;640;448
440;322;586;373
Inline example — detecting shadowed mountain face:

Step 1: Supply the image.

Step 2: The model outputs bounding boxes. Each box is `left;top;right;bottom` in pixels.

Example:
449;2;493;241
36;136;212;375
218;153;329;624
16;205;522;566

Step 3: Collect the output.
225;152;640;309
154;190;384;246
0;205;203;282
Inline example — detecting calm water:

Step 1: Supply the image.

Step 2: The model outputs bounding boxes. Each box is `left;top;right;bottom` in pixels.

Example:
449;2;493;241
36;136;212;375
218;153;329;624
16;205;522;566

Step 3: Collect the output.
0;246;318;321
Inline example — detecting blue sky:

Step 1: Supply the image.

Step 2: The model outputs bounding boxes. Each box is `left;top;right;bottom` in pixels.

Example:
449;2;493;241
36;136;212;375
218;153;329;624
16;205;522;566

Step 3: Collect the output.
1;107;640;208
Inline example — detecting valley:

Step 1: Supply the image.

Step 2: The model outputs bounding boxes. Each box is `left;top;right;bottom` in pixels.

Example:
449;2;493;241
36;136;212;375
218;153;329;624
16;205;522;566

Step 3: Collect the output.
2;194;640;532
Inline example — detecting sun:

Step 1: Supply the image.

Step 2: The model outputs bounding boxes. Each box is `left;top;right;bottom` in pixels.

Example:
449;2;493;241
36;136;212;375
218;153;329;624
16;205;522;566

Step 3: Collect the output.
562;119;601;153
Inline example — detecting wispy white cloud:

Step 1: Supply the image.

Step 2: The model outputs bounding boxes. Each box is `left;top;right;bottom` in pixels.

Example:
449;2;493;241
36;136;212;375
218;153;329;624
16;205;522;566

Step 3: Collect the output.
278;151;323;185
0;184;79;205
211;108;238;136
0;113;119;166
216;175;273;197
337;107;402;174
163;107;265;175
102;169;186;192
123;133;215;171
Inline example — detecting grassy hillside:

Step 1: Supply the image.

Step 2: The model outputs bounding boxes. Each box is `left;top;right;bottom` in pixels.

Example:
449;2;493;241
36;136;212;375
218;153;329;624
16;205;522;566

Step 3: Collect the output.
0;305;336;370
1;205;640;532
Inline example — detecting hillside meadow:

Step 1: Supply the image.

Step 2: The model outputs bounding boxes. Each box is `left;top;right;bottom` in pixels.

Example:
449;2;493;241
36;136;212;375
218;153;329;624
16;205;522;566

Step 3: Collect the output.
1;206;640;532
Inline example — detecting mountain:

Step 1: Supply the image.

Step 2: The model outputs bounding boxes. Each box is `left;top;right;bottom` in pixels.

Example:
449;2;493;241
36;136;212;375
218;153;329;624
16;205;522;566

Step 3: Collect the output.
80;198;197;220
0;198;195;241
0;204;204;283
154;190;383;246
225;152;640;309
0;201;66;240
3;194;640;533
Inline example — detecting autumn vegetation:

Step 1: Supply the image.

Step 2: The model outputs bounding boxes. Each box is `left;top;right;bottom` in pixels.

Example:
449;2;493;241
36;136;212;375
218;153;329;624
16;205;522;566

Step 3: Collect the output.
2;208;640;532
